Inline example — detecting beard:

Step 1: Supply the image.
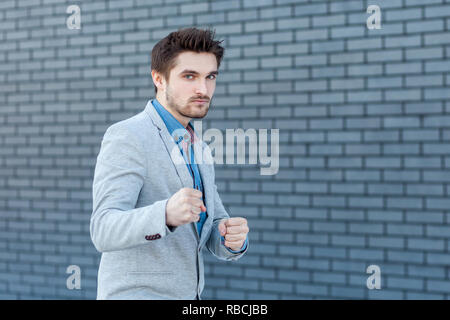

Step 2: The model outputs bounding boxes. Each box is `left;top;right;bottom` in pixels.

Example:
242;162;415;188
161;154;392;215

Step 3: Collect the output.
165;85;210;120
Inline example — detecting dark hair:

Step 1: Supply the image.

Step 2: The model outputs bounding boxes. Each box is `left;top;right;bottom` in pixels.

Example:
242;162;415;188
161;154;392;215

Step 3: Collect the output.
151;27;225;94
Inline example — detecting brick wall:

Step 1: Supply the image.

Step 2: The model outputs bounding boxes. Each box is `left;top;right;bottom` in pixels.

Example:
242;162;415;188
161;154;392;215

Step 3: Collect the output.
1;0;450;299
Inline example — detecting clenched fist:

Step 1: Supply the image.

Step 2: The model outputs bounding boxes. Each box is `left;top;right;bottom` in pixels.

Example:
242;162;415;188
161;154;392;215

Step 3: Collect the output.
218;217;249;251
166;187;206;227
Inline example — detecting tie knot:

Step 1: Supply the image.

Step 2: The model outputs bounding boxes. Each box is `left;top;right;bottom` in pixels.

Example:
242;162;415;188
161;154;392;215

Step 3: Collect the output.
186;125;195;144
172;128;192;145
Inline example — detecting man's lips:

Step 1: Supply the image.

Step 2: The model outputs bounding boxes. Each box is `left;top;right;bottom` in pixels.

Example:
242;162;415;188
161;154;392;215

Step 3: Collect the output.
193;99;208;103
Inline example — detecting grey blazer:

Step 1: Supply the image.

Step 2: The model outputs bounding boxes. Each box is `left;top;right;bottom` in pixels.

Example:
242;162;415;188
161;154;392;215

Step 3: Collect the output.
90;99;248;300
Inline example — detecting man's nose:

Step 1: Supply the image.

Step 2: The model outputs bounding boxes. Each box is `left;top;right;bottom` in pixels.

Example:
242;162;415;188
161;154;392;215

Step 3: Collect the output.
195;80;208;95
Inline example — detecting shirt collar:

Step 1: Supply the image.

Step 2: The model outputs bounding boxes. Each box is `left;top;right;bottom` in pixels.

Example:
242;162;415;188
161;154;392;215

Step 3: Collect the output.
152;98;194;145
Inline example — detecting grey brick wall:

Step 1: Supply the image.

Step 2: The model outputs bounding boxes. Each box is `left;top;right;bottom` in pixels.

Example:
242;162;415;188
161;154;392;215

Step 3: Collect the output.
0;0;449;299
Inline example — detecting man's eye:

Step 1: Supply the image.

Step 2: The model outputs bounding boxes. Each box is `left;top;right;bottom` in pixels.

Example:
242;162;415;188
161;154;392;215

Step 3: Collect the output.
184;74;216;80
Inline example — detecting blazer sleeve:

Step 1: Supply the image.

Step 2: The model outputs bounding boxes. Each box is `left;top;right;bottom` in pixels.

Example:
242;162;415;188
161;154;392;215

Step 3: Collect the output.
90;125;177;253
206;183;249;261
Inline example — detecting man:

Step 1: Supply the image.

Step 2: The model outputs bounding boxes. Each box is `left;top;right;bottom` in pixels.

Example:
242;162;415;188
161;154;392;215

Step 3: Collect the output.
90;27;249;300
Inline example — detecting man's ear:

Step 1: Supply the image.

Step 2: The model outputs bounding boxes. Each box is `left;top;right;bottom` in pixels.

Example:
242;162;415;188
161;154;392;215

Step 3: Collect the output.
151;70;165;92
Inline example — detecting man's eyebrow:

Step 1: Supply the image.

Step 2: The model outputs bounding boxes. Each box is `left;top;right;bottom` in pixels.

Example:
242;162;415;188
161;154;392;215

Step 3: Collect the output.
180;69;219;76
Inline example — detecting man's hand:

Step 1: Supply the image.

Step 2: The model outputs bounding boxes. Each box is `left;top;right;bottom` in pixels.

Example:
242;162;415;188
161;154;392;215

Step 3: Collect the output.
166;187;206;227
218;217;249;251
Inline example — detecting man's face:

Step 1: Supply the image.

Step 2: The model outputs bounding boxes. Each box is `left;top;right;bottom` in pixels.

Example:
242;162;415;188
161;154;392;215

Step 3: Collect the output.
159;51;218;121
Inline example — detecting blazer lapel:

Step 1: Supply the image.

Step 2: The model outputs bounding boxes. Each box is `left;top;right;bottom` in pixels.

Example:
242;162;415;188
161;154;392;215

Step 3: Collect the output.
144;100;193;189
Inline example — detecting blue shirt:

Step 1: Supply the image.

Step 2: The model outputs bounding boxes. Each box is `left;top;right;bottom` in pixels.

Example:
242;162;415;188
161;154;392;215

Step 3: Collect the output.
152;99;247;253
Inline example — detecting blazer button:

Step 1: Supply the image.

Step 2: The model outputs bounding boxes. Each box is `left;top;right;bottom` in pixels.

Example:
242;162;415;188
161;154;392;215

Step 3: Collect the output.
145;234;161;241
